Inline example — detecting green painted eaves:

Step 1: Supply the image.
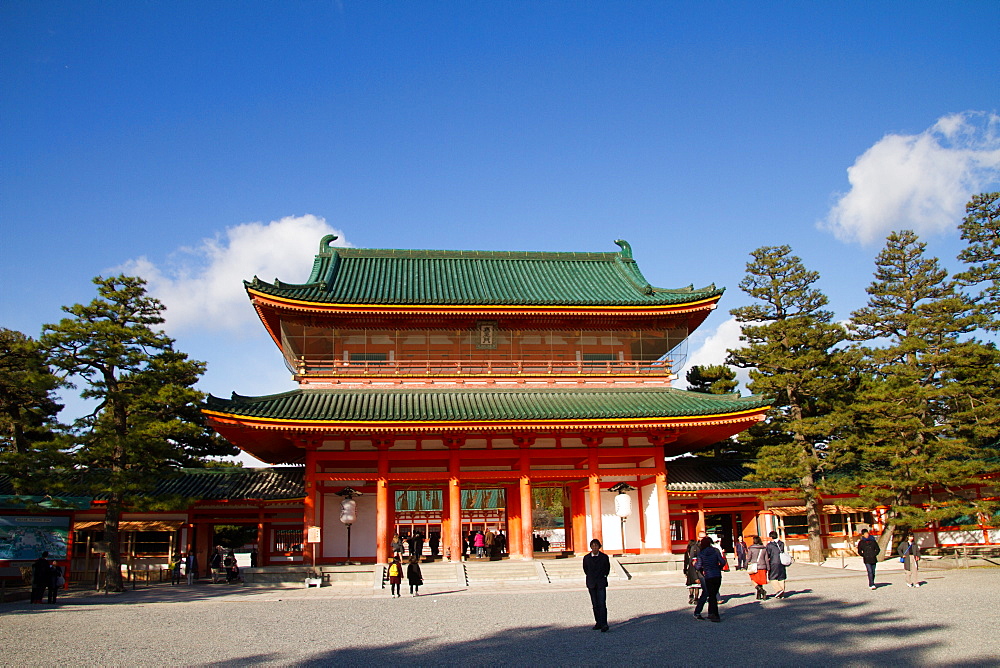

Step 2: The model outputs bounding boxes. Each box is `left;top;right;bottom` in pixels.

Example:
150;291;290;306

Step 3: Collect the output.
247;242;723;306
206;387;770;422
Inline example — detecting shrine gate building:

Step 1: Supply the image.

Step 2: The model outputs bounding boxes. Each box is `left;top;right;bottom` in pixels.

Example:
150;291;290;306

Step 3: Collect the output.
204;236;770;564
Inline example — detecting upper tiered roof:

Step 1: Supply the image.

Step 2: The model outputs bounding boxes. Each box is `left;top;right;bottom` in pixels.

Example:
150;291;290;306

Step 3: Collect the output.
247;236;723;308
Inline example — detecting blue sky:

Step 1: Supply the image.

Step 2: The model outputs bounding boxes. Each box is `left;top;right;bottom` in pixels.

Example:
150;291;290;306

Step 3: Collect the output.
2;2;999;462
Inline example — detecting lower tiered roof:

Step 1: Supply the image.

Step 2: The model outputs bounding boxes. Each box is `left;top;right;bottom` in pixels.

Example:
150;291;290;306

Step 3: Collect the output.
204;387;771;464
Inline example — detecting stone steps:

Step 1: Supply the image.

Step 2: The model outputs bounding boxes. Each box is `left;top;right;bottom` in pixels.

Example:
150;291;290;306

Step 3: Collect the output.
464;560;542;585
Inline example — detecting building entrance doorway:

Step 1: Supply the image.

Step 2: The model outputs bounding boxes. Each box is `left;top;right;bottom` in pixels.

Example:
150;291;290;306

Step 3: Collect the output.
705;513;740;554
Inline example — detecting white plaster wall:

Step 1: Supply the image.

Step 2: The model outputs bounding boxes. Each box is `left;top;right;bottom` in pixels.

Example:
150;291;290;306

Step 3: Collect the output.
584;490;643;551
321;493;378;559
640;483;661;549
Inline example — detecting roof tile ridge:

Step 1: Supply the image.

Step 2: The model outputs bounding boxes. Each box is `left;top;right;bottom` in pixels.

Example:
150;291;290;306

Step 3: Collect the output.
338;247;622;260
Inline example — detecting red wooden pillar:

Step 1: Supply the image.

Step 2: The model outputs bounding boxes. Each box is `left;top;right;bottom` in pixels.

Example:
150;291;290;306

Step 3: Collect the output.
376;446;390;563
571;483;587;555
303;447;317;565
506;484;522;558
588;475;603;544
519;475;533;560
448;477;462;562
195;522;212;577
446;438;464;561
562;487;572;552
655;470;671;554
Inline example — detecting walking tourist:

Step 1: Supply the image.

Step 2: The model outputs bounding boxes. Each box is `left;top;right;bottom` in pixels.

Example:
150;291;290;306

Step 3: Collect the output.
495;530;506;555
185;551;198;585
47;562;63;604
747;535;769;600
413;531;424;560
735;535;748;570
582;538;610;632
224;550;242;584
474;530;485;558
765;531;788;599
171;555;183;585
683;537;702;605
30;551;49;604
391;533;404;558
693;536;725;622
428;532;440;558
857;528;881;589
899;534;922;587
387;555;403;597
210;546;224;583
406;555;423;596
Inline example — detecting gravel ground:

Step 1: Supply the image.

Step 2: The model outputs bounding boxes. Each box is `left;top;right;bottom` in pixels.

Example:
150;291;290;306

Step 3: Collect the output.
1;563;998;667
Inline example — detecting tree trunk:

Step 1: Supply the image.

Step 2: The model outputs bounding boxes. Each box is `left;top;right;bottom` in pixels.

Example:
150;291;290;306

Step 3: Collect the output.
803;481;825;563
103;494;125;592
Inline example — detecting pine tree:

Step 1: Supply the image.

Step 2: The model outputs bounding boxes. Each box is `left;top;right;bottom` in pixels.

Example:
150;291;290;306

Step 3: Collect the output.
685;365;749;457
728;246;851;563
41;275;237;591
0;328;67;494
685;364;738;395
956;192;1000;329
846;230;996;550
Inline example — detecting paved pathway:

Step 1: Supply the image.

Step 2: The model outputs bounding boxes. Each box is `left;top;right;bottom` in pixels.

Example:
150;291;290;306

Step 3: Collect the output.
2;563;998;667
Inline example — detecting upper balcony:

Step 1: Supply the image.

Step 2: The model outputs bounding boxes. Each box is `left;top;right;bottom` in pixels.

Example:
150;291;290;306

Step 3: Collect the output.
277;324;688;382
287;356;674;379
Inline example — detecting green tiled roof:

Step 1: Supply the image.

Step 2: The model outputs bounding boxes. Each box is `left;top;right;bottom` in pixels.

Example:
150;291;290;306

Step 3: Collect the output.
0;468;305;503
150;467;304;500
666;459;785;491
247;236;723;307
206;387;769;422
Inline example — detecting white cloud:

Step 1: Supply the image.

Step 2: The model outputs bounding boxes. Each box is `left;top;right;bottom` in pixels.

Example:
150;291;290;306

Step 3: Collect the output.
676;316;750;392
821;111;1000;245
118;215;349;334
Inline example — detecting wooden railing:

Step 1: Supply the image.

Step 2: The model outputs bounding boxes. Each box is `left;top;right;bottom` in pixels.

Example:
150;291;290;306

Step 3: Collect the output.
291;358;672;377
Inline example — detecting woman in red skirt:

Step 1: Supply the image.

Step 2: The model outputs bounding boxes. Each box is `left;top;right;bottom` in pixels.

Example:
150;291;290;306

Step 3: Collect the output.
747;535;770;600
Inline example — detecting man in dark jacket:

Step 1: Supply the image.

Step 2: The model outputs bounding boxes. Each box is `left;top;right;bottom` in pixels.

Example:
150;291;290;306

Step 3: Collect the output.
582;538;611;632
857;528;881;589
31;551;50;604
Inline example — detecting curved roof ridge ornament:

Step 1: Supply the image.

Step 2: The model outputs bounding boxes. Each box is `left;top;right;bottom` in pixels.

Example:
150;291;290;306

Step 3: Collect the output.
319;234;340;254
614;239;633;259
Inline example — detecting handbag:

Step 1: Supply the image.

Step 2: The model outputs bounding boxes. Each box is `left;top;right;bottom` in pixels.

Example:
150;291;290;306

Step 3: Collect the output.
777;540;792;566
748;562;758;574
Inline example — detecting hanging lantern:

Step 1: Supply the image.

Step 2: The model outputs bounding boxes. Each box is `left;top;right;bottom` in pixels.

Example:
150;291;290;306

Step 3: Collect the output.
614;492;632;519
340;497;357;525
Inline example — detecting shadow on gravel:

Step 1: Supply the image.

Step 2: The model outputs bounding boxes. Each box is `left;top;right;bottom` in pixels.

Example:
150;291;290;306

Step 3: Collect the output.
202;593;948;667
3;582;269;613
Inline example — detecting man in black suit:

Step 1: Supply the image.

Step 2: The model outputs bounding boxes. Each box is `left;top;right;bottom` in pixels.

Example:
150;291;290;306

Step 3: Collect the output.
582;538;611;632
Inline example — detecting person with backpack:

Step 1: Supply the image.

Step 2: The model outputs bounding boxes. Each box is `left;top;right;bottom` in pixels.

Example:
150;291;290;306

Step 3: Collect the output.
765;531;788;599
857;528;881;590
387;554;403;598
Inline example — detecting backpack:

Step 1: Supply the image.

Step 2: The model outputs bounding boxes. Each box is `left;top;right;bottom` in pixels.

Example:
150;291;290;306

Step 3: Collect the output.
388;563;400;577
